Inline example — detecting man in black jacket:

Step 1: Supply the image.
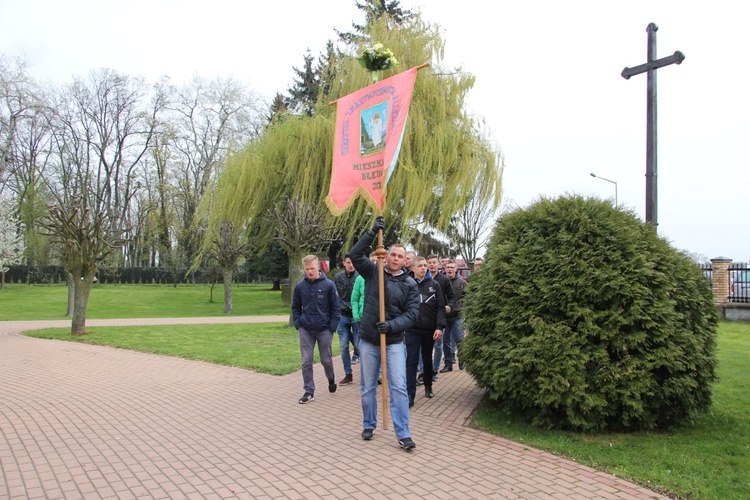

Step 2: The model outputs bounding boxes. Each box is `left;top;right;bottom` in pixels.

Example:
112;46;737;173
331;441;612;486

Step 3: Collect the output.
333;255;360;385
422;254;455;380
292;255;341;404
349;216;420;450
442;259;467;371
405;257;446;407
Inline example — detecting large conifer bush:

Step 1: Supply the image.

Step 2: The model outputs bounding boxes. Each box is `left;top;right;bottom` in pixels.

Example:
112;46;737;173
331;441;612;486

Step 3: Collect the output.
462;195;718;431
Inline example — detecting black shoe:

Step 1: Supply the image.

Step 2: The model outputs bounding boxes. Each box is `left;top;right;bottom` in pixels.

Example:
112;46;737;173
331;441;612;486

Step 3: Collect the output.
398;437;416;450
425;388;434;398
329;379;337;393
416;373;424;386
409;398;414;408
361;429;374;440
459;359;466;370
439;365;453;373
298;392;314;404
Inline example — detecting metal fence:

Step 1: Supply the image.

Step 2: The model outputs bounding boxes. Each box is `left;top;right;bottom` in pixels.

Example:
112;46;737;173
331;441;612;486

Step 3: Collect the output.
697;262;750;304
729;264;750;303
699;263;712;287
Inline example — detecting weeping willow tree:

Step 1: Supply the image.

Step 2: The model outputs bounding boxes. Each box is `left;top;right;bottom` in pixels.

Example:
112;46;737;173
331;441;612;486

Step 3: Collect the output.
203;9;503;285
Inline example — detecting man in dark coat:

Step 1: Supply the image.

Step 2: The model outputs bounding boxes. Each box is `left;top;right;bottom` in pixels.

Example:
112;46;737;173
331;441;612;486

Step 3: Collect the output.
333;254;360;385
405;256;446;407
292;254;341;404
349;216;419;450
442;258;467;371
422;254;455;380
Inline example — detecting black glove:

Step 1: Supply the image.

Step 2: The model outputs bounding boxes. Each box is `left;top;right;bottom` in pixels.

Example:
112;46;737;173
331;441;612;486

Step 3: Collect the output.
376;321;391;334
371;216;385;234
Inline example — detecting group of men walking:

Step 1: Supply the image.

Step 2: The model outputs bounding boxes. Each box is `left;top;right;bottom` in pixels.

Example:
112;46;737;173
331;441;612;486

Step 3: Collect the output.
290;216;477;451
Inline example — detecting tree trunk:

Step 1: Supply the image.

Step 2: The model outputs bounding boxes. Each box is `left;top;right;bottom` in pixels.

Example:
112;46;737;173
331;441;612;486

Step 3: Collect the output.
288;250;306;290
71;274;94;335
272;279;281;291
1;270;4;289
65;272;75;317
287;250;307;328
223;268;233;314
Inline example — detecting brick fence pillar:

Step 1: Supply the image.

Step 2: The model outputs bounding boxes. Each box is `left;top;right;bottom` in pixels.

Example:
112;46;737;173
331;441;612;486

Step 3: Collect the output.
710;257;732;306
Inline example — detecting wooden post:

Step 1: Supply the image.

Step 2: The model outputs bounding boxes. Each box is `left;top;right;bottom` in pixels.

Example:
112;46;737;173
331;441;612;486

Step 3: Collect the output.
376;228;389;429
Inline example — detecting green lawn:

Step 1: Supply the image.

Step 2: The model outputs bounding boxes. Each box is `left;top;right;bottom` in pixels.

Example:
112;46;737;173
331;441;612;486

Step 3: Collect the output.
6;283;748;499
472;322;750;499
0;283;289;320
25;323;330;376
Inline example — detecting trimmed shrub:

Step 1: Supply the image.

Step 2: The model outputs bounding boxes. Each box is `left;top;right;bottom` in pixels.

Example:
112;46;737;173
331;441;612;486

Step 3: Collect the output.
6;266;66;284
463;195;718;431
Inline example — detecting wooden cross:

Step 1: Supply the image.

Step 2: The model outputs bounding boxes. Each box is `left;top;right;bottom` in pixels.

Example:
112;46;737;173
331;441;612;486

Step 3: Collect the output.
622;23;685;225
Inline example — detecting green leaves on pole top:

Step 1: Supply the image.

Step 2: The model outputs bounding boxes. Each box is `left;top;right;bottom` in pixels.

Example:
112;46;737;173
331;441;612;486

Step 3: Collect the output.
357;43;398;81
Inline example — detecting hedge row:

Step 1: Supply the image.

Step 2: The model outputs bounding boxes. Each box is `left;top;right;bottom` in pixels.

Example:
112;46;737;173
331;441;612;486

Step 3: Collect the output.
3;266;267;285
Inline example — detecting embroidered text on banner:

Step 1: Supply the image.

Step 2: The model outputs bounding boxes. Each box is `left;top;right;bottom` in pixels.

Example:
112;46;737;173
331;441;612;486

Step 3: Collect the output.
326;66;421;215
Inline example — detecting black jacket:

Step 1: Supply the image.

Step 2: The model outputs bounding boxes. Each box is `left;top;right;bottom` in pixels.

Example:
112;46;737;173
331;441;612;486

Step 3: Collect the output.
409;270;447;335
446;275;467;320
433;271;456;311
349;230;419;346
291;271;341;333
333;269;358;317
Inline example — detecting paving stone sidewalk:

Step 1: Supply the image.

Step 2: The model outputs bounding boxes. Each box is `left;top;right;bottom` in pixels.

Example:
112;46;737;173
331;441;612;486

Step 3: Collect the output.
0;318;665;499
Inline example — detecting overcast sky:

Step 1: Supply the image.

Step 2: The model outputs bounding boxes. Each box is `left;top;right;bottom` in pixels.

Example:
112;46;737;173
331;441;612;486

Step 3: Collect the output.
2;0;748;262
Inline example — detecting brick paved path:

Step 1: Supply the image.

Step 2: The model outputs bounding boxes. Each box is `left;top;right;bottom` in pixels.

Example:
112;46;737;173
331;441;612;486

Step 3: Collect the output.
0;318;665;499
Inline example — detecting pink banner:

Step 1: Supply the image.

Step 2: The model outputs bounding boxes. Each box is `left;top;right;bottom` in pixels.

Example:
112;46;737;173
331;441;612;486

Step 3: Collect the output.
326;66;420;215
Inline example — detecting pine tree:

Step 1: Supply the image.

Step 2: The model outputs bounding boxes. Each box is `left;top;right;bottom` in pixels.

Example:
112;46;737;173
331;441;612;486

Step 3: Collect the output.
266;93;290;124
287;50;319;116
316;40;340;101
337;0;415;44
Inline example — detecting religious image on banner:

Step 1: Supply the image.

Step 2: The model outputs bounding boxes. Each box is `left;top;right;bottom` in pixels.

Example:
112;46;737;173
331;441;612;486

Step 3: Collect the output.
360;103;388;156
326;65;423;215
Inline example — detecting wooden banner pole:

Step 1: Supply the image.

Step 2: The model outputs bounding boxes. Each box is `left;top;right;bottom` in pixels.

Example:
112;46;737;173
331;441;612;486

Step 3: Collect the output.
376;228;389;430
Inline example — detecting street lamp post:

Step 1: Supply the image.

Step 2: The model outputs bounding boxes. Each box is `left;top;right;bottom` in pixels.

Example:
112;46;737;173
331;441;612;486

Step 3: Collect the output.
590;173;618;208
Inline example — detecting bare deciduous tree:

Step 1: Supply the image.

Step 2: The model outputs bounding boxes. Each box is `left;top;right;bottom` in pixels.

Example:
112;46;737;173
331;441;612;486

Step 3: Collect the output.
269;196;337;286
2;80;54;266
1;55;45;188
1;60;274;291
169;75;261;268
200;221;250;314
42;69;166;330
41;198;128;333
448;189;500;264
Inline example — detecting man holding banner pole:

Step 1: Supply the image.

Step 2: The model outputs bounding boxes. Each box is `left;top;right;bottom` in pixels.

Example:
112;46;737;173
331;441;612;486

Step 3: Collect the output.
326;61;428;449
349;216;419;449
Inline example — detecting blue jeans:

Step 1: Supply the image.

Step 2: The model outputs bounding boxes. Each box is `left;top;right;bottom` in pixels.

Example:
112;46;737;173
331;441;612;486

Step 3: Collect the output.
442;318;465;365
337;316;360;375
359;339;411;440
299;327;335;394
